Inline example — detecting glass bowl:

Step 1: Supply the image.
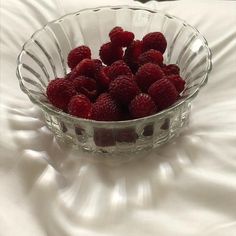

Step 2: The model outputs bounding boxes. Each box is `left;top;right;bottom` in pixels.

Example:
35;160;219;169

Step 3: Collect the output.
16;5;212;154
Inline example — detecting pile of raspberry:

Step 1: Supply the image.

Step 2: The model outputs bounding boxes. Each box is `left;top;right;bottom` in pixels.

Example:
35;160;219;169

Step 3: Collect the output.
46;26;185;121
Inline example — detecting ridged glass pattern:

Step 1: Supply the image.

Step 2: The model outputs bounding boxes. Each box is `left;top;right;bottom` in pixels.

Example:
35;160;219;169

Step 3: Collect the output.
16;6;212;153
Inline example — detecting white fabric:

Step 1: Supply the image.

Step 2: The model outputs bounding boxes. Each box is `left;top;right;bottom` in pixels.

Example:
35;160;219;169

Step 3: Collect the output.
1;0;236;235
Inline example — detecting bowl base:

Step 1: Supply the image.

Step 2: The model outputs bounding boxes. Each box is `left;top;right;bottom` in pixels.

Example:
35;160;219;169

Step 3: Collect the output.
43;103;191;154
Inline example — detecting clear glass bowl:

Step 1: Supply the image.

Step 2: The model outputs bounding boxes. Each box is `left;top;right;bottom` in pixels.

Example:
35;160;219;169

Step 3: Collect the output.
16;6;212;153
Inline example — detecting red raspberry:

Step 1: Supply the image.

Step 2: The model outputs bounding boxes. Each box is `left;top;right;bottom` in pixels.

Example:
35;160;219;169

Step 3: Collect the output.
72;76;97;100
124;40;143;73
115;128;138;143
143;124;154;136
109;26;123;39
135;63;164;92
162;64;180;76
109;75;140;105
95;92;110;103
68;94;92;119
142;32;167;54
93;128;115;147
138;49;163;66
93;127;137;147
107;60;133;80
99;42;123;65
91;93;122;121
95;66;111;90
165;75;185;93
93;59;103;72
46;78;77;111
67;45;91;69
70;59;96;79
129;93;157;119
160;118;170;130
110;31;134;47
109;26;134;47
148;78;178;111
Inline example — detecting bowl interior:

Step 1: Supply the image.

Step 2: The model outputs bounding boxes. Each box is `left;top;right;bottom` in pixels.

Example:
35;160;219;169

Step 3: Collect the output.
17;6;211;121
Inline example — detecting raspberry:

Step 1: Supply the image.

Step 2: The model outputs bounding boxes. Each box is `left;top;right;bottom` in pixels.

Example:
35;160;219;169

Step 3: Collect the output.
109;75;140;105
165;75;185;93
46;78;77;110
95;66;111;90
129;93;157;119
115;128;138;143
109;26;123;39
160;118;170;130
135;63;164;92
67;45;91;69
143;124;154;136
110;31;134;47
95;92;110;103
93;128;115;147
107;60;133;80
148;78;178;111
94;127;137;147
99;42;123;65
70;58;97;79
142;32;167;54
93;59;103;72
68;94;92;119
124;40;143;73
162;64;180;76
138;49;163;66
72;76;97;100
91;93;122;121
109;26;134;47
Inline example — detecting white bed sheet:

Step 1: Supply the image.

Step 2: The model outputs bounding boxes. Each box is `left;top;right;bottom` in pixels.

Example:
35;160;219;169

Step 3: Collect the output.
0;0;236;236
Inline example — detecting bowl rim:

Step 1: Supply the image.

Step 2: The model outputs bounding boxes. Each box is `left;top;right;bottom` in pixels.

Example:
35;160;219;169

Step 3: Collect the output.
16;5;212;125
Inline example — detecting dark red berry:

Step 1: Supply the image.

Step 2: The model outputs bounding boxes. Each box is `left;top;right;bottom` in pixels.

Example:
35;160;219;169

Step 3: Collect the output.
162;64;180;76
160;118;170;130
129;93;157;119
91;93;122;121
143;124;154;136
110;30;134;47
93;59;103;72
95;66;111;90
148;78;178;111
68;94;92;119
124;40;143;73
67;45;91;69
93;128;115;147
99;42;123;65
165;75;185;93
46;78;77;111
72;76;97;100
109;26;123;39
109;75;140;105
107;60;133;80
138;49;163;66
115;128;138;143
136;63;164;92
142;32;167;54
70;59;97;79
